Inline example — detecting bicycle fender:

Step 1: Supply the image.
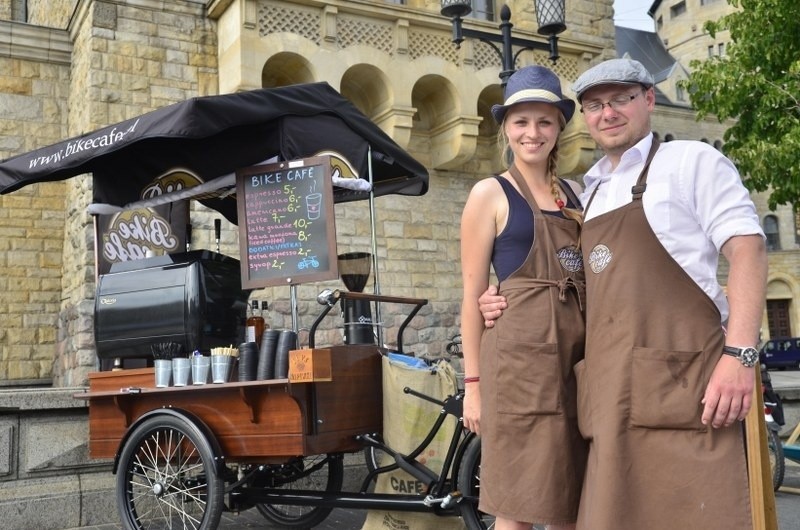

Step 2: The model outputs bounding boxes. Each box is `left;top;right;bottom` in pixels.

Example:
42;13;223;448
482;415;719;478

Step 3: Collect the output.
111;406;226;477
452;430;479;489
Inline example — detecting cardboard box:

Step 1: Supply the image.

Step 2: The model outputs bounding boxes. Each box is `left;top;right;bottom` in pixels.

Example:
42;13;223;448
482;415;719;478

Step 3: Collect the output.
289;348;333;382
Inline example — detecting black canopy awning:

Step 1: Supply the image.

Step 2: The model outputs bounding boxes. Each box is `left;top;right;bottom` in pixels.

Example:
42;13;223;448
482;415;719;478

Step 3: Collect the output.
0;83;428;223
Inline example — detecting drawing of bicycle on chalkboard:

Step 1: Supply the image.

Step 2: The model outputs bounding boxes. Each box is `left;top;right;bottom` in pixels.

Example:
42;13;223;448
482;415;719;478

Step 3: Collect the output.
298;256;320;270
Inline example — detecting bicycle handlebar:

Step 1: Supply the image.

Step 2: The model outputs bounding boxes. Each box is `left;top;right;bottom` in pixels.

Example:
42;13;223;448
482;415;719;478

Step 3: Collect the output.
403;386;446;407
308;290;428;351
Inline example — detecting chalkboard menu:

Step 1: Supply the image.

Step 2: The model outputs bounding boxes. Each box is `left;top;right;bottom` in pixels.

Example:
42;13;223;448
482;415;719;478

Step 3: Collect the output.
236;156;337;288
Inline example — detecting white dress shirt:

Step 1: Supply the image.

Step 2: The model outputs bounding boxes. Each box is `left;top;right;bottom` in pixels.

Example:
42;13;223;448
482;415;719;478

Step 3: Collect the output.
581;133;764;322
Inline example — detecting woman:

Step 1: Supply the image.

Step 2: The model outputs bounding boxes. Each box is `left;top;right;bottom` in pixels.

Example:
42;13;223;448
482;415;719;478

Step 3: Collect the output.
459;66;587;530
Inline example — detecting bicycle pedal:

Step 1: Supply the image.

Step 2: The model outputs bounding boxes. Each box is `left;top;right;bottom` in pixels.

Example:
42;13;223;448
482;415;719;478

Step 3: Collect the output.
423;491;462;509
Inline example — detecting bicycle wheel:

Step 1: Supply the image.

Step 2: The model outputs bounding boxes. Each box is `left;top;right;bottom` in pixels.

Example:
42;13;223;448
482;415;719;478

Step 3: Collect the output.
255;453;344;528
116;414;224;530
767;428;785;491
456;436;495;530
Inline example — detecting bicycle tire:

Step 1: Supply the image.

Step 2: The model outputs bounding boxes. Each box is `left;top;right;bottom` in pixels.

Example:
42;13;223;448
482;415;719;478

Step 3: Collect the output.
767;428;785;491
116;414;224;530
255;453;344;528
456;436;495;530
363;433;386;476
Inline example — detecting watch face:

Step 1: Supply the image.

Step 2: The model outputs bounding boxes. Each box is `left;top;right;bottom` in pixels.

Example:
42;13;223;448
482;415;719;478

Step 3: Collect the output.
741;347;759;367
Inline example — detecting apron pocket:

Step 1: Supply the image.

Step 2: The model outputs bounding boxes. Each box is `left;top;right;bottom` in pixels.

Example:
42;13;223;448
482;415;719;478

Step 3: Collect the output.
629;346;706;431
496;338;561;415
574;359;593;439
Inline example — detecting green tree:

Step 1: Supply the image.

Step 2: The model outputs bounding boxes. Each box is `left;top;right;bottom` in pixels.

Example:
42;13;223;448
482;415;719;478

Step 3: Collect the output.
684;0;800;209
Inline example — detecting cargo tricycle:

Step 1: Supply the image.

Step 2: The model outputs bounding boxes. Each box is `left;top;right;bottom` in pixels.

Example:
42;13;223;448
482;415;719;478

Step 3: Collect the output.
0;84;491;529
76;292;487;530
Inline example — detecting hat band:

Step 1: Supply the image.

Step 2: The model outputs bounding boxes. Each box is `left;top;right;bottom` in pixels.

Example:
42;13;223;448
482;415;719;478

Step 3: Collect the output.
504;88;562;106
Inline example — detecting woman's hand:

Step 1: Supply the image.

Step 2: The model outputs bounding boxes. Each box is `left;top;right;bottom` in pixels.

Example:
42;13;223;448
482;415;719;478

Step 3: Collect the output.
462;385;481;435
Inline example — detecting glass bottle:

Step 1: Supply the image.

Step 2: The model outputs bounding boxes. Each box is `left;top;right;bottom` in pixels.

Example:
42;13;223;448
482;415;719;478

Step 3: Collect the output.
246;299;265;344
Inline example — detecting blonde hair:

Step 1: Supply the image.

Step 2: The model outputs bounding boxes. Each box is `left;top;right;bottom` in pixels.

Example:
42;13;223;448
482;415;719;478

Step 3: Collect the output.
498;112;583;227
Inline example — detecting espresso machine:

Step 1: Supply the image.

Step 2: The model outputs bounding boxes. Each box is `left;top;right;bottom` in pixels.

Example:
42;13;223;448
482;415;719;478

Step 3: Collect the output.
337;252;375;344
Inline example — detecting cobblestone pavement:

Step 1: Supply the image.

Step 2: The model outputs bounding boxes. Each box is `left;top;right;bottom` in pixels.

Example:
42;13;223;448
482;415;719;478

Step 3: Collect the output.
66;507;367;529
67;369;800;529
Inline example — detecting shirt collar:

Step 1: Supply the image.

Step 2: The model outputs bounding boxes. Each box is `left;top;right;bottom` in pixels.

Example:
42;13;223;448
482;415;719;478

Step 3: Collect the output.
583;132;654;190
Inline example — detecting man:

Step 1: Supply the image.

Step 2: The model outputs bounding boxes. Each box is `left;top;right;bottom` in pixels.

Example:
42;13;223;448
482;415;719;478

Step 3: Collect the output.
478;58;767;529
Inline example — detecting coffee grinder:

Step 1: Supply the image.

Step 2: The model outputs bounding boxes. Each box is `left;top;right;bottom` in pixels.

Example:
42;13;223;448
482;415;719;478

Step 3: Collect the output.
337;252;374;344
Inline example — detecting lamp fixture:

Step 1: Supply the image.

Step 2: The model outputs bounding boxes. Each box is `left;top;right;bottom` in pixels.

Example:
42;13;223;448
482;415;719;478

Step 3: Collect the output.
440;1;567;85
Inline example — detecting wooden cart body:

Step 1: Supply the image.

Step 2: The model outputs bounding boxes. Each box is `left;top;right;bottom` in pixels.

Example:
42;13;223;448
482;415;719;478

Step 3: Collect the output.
78;345;382;462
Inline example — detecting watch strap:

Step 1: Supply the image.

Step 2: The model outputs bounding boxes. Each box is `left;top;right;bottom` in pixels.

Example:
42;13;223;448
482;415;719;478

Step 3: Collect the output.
722;346;744;357
721;345;758;367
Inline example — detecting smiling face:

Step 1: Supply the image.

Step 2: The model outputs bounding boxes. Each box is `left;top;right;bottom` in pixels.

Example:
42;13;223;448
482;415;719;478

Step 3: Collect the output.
579;83;655;165
503;101;563;168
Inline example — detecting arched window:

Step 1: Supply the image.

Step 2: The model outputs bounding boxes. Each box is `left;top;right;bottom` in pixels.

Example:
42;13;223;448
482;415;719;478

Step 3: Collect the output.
764;215;780;251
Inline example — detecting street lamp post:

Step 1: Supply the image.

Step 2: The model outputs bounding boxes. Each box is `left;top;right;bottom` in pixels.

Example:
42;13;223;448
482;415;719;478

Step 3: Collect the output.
440;1;567;86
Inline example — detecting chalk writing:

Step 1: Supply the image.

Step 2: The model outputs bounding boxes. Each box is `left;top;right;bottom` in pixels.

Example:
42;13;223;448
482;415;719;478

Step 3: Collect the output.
236;156;338;288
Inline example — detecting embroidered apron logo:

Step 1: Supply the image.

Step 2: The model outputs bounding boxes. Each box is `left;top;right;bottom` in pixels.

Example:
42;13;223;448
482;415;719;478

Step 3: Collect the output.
556;245;583;272
588;244;612;273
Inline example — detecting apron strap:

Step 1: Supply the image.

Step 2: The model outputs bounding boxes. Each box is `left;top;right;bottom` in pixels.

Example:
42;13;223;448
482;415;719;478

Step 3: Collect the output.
584;180;601;214
631;137;661;201
559;177;583;210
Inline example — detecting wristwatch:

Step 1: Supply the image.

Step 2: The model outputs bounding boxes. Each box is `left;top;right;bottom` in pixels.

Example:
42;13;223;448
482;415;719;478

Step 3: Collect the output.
722;345;759;368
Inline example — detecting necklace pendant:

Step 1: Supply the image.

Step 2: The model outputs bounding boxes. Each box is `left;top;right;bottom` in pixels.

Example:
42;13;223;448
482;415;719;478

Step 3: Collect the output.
555;198;565;209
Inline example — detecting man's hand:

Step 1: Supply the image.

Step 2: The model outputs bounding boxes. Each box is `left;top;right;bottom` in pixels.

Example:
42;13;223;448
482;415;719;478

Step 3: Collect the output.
701;355;755;428
477;285;507;328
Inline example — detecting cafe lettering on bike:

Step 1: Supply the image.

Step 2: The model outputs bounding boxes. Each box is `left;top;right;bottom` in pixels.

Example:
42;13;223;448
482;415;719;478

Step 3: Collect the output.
236;155;338;289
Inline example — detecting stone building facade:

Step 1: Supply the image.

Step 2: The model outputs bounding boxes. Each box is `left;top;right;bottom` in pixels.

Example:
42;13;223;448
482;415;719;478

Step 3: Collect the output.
0;0;615;387
1;0;793;390
651;0;732;62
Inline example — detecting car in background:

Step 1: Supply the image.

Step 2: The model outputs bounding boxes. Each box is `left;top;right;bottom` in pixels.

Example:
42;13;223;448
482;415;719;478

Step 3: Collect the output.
760;337;800;370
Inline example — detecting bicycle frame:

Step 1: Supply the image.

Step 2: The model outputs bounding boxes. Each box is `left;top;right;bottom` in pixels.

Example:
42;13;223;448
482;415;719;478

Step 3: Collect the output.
232;386;477;515
359;386;474;506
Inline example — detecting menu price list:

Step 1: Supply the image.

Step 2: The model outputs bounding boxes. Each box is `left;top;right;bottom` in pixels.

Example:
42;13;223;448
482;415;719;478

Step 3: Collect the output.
237;157;338;288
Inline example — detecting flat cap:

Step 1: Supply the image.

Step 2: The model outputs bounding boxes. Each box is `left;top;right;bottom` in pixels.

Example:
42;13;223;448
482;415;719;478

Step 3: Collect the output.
571;58;654;101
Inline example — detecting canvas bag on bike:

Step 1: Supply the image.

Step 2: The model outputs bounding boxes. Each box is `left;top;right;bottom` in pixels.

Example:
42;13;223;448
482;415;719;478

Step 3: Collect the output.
361;355;466;530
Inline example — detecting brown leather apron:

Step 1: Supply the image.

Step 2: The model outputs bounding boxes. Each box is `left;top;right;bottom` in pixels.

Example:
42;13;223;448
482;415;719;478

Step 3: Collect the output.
575;140;751;529
478;167;587;524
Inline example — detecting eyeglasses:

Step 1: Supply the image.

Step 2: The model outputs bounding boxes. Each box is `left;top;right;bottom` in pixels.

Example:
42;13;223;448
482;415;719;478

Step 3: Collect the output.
580;91;642;114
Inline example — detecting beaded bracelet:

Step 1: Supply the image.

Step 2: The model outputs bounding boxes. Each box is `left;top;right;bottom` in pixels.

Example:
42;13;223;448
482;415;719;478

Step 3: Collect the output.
463;376;480;384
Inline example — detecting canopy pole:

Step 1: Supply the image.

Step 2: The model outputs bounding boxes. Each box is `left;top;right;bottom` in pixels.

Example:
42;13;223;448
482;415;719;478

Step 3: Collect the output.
367;146;382;348
91;214;101;372
290;283;299;333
